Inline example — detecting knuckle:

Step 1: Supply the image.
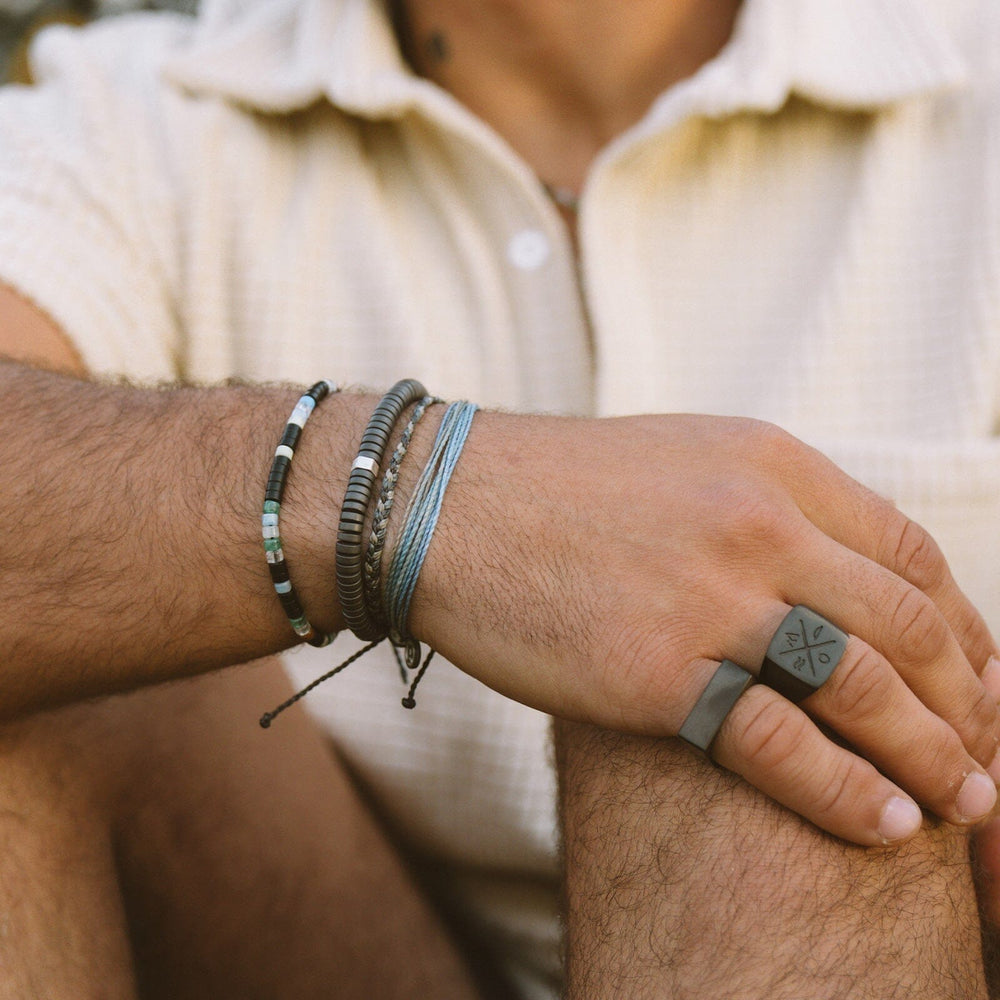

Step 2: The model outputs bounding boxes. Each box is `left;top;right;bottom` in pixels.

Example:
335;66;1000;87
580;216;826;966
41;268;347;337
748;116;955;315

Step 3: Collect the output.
916;730;969;799
735;692;810;770
942;602;980;656
920;587;998;679
887;516;947;592
824;647;894;721
889;588;949;666
719;486;796;549
811;756;863;820
952;607;996;669
741;418;795;460
957;688;1000;762
598;616;695;721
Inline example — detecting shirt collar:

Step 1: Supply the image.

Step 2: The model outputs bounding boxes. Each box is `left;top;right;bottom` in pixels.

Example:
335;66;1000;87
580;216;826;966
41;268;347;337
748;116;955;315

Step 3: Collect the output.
696;0;967;116
162;0;427;117
163;0;968;121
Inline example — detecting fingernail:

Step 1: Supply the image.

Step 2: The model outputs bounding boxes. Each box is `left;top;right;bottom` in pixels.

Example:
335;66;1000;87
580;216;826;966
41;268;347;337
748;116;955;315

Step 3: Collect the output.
984;656;1000;702
957;771;998;821
878;797;922;843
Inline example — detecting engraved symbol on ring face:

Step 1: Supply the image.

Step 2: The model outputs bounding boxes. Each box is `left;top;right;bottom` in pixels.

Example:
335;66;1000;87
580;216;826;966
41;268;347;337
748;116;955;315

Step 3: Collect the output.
778;617;839;677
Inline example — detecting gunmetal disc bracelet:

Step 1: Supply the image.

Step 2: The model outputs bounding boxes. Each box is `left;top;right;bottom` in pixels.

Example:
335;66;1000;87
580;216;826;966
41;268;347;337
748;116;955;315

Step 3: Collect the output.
336;378;428;642
263;380;339;647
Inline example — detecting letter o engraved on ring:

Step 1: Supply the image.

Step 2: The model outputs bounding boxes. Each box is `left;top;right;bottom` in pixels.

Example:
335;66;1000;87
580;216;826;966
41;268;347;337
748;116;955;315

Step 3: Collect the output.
761;606;848;703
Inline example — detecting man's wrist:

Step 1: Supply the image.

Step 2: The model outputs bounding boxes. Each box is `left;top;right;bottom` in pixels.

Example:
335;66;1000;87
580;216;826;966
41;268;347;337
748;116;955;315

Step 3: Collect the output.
277;388;449;642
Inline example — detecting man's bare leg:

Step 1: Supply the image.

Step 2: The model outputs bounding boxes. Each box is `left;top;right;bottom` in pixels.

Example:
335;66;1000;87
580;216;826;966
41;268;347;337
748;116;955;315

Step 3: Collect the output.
0;721;137;999
556;720;989;1000
0;661;487;1000
972;818;1000;996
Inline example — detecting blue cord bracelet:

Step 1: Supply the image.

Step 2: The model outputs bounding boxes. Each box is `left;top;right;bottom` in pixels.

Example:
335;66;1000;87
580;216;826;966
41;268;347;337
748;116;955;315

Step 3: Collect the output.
385;400;478;649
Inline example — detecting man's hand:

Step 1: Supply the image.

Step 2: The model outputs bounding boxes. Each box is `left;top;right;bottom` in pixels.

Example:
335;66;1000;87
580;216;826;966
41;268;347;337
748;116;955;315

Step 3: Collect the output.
1;282;998;849
413;411;1000;846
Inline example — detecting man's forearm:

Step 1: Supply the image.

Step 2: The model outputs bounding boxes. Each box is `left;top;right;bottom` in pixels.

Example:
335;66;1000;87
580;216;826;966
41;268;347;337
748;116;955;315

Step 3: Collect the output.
0;362;402;715
5;360;1000;852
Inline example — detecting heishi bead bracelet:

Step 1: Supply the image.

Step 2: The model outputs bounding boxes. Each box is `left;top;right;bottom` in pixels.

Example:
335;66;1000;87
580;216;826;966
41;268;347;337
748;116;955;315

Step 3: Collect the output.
263;380;339;648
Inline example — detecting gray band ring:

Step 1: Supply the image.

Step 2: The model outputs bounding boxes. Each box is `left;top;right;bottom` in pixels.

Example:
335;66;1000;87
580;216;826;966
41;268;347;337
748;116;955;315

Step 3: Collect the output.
678;659;755;753
760;605;848;704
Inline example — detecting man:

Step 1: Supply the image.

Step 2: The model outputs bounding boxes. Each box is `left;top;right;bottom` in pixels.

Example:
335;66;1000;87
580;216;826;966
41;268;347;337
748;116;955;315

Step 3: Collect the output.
0;0;998;996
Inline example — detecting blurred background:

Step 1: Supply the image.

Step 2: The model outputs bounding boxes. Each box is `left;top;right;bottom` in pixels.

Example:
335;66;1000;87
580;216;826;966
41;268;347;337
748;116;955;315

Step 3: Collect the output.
0;0;197;82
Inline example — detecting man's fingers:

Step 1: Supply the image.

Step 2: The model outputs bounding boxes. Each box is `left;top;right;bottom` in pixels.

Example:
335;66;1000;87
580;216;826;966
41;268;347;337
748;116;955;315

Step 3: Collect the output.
882;517;1000;681
788;445;999;676
801;636;998;824
682;642;997;837
784;541;1000;775
711;684;923;847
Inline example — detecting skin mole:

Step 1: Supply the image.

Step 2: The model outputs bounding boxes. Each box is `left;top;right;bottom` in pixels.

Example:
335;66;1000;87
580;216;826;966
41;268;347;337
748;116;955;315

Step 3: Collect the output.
425;29;450;62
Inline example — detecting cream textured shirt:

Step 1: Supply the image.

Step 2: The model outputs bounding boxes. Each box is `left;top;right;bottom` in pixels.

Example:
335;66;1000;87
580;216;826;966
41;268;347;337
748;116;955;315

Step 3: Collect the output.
1;0;1000;995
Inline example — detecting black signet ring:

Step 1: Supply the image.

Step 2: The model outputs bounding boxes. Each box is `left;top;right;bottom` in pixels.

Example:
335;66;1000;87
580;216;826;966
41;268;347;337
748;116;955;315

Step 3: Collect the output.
760;606;848;703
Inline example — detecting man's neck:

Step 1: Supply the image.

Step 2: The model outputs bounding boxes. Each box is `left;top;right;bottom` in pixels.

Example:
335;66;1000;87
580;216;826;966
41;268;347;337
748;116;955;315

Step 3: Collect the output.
393;0;742;191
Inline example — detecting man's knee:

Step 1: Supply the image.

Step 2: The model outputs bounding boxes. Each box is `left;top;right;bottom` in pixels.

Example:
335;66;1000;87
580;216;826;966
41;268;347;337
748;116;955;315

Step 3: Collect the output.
556;720;989;1000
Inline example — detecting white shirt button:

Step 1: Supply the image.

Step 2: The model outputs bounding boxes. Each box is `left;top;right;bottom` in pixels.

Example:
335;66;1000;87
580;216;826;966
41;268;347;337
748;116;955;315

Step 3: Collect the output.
507;229;551;270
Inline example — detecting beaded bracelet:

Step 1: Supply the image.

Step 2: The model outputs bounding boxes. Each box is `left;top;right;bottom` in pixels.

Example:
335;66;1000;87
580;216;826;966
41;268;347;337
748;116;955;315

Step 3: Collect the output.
336;378;427;642
263;380;339;648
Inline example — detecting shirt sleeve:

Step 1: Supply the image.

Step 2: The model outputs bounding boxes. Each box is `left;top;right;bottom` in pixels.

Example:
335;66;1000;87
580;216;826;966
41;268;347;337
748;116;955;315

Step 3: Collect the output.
0;14;193;381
